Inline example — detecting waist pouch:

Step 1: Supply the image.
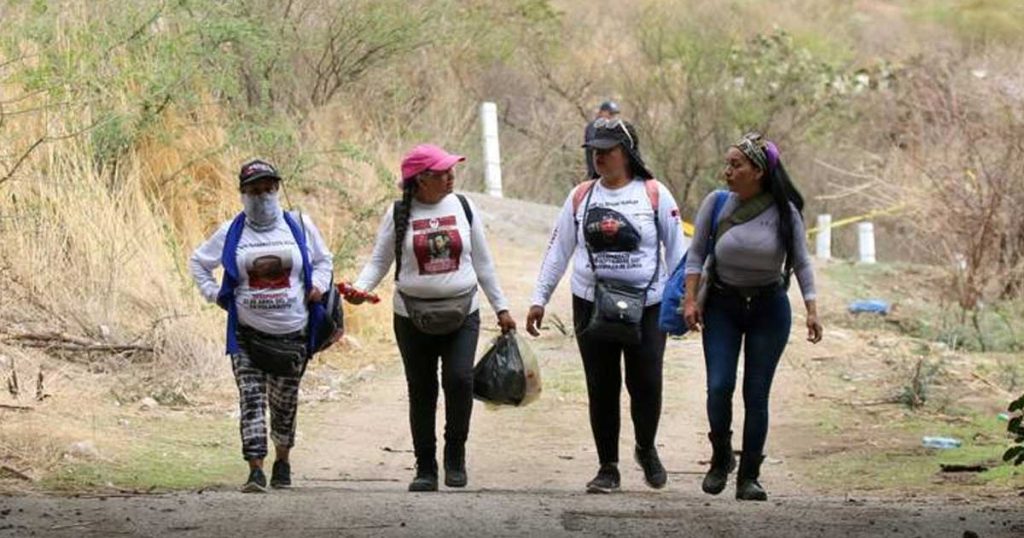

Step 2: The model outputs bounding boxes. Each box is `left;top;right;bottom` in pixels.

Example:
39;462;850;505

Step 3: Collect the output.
400;287;476;335
712;280;784;301
238;326;308;377
580;279;646;347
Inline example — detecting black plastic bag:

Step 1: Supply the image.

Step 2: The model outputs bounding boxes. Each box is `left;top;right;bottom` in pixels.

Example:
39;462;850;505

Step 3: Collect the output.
472;333;527;405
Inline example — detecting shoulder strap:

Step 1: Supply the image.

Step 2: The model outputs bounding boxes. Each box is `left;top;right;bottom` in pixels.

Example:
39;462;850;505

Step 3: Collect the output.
715;191;773;243
455;193;473;226
282;212;313;294
644;179;660;211
708;190;728;242
571;180;597;217
392;201;402;281
220;212;247;286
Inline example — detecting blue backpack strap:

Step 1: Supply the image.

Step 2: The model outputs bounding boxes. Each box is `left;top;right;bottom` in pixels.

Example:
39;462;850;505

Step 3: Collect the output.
218;213;247;355
282;212;317;355
708;190;729;246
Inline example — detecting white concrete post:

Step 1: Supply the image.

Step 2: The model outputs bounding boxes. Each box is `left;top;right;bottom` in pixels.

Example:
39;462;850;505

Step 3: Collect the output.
858;222;876;264
815;214;832;260
480;102;503;198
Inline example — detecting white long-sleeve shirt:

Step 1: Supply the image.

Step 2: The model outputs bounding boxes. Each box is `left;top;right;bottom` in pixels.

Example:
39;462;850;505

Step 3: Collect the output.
531;179;688;307
353;193;510;318
189;212;334;335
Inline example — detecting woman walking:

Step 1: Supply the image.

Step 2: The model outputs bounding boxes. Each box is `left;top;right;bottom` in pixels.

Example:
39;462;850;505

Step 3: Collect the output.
189;159;335;492
526;119;686;493
348;144;516;492
683;133;823;501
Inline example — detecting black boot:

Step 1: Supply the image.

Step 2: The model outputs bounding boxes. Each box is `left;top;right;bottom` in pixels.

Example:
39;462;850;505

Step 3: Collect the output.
736;453;767;501
701;431;736;495
444;443;467;488
408;459;439;492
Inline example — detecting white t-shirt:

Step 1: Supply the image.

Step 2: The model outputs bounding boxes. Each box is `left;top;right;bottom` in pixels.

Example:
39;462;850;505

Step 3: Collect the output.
188;212;334;335
353;193;510;317
531;179;688;307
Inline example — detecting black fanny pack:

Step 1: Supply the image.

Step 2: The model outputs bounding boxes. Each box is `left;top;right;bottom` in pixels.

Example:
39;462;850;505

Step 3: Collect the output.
400;287;476;335
582;279;648;346
237;326;308;377
711;279;784;301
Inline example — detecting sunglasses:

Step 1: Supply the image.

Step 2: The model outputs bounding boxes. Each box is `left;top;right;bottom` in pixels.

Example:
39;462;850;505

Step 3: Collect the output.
592;117;635;149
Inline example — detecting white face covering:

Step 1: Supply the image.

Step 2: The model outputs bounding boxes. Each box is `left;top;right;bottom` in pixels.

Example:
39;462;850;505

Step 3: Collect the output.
241;192;282;229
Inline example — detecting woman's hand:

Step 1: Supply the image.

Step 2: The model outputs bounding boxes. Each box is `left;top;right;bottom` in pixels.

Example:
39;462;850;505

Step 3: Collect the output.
344;294;366;305
805;300;823;343
306;287;323;304
525;305;545;337
497;310;517;334
683;298;703;332
806;313;823;344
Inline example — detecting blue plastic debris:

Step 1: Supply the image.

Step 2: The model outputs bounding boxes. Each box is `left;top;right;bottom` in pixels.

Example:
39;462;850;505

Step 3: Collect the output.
848;299;891;315
921;436;962;449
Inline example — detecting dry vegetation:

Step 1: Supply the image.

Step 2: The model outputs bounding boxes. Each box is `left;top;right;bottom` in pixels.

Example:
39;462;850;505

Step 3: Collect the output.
1;0;1023;488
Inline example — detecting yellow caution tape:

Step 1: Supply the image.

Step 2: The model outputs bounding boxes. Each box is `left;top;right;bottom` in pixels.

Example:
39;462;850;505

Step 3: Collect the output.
805;203;906;236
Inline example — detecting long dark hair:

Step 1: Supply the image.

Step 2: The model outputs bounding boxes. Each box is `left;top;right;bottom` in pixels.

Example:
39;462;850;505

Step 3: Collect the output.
763;160;805;281
393;180;417;281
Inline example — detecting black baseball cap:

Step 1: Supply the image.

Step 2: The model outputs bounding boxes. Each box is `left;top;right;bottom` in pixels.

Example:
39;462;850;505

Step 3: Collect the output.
582;120;654;179
238;159;281;188
598;100;620;114
582;119;637;151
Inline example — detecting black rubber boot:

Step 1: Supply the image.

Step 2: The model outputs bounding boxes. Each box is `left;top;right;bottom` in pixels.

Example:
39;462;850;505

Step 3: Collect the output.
736;453;767;501
444;443;467;488
408;460;439;492
701;431;736;495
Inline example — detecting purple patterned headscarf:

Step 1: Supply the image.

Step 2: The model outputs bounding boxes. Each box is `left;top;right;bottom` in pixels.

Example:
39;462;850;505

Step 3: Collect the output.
734;132;779;172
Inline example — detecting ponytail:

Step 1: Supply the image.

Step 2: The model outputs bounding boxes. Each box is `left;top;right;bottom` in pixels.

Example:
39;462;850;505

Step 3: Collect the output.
393;181;416;281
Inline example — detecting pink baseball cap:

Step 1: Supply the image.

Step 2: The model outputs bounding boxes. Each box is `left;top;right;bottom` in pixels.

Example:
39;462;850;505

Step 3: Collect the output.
400;144;465;184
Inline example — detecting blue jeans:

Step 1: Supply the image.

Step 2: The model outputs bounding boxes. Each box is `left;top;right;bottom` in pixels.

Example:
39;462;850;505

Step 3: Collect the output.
702;285;791;457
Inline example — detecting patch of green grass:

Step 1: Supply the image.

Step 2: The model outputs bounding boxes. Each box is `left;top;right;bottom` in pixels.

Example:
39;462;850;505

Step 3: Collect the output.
42;414;241;492
802;411;1024;491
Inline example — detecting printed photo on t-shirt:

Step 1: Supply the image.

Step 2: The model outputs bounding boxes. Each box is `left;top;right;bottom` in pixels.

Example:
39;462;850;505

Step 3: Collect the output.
412;215;463;275
241;246;297;310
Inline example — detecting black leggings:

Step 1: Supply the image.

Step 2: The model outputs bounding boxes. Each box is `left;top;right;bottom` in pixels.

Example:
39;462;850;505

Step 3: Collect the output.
393;311;481;467
573;296;666;465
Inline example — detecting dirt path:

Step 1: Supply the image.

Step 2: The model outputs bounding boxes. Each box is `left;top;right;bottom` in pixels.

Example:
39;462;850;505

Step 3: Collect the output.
1;194;1022;537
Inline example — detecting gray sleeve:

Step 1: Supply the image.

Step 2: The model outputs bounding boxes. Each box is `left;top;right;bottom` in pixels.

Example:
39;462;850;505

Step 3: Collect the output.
790;207;816;301
684;192;719;276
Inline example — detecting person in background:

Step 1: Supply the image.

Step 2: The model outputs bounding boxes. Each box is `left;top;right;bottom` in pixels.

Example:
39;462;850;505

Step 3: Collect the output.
683;133;823;501
584;100;621;179
347;144;516;492
189;159;334;493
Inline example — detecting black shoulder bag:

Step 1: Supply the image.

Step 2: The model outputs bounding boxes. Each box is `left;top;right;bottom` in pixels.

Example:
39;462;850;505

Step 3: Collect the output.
578;183;661;347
